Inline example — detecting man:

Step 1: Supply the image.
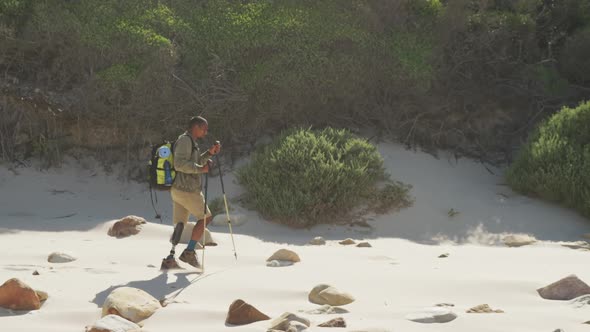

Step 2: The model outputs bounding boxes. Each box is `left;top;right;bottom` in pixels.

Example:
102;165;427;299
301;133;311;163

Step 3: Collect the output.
161;116;221;270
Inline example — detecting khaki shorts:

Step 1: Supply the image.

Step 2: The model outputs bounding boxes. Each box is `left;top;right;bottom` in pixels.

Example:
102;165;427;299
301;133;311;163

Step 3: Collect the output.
171;187;212;225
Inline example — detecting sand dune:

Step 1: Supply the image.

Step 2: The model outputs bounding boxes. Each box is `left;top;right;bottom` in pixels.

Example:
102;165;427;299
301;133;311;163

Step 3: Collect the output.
1;142;589;331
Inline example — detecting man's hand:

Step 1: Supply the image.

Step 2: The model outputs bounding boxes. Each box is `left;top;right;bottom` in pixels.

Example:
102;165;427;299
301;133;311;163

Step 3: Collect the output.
208;141;221;155
199;163;210;173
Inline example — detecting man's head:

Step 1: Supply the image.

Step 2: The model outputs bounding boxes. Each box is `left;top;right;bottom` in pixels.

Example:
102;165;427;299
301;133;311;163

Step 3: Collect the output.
188;116;208;139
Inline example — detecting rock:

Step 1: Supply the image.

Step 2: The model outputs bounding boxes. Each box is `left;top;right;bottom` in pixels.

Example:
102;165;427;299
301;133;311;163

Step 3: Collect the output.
107;215;146;238
318;317;346;327
308;237;326;245
406;307;458;323
466;304;504;313
438;253;449;258
32;270;40;276
286;322;308;332
570;295;590;308
561;241;590;251
179;224;216;246
503;234;537;247
226;299;270;325
301;304;349;315
266;260;294;267
356;242;372;248
269;312;311;330
537;275;590;300
85;314;141;332
267;249;300;263
339;238;356;245
102;287;161;323
0;278;45;310
35;290;48;302
309;284;355;306
211;214;246;227
553;330;565;332
48;252;77;263
434;303;454;307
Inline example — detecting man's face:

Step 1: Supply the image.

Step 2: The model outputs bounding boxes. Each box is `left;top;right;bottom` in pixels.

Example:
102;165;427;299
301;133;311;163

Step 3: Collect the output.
191;123;208;139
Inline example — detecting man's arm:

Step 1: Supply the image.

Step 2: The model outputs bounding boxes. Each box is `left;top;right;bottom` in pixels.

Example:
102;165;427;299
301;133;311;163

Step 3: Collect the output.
174;136;207;174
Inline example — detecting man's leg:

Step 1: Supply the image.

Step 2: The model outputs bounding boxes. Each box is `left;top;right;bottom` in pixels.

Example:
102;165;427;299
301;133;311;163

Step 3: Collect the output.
161;195;189;270
178;191;212;268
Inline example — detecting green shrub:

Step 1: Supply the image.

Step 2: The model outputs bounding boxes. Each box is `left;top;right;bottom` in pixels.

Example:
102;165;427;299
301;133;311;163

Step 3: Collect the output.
506;101;590;217
237;127;412;227
208;197;231;217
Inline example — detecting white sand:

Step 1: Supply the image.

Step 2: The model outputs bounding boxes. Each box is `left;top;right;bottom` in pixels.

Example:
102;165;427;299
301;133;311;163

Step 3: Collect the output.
1;142;589;331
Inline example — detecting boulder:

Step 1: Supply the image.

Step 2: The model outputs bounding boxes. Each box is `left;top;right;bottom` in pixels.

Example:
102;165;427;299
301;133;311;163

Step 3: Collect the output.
211;214;246;227
226;299;270;325
48;252;77;263
107;215;146;238
503;234;537;247
269;312;310;330
267;249;300;263
309;284;355;306
406;307;457;323
0;278;46;310
301;304;349;315
318;317;346;327
466;304;504;313
85;314;141;332
102;287;161;323
308;237;326;245
339;239;356;245
537;275;590;300
356;242;372;248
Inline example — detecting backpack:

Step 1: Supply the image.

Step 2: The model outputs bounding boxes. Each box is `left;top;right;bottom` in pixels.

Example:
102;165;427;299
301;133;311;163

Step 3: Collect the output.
147;133;196;191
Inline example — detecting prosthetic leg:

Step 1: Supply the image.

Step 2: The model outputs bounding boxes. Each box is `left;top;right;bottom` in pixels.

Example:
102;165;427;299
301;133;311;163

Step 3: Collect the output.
160;223;184;270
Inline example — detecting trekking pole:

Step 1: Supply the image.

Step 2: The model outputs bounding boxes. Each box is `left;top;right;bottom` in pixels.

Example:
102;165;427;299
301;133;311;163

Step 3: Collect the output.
215;154;238;260
201;166;209;272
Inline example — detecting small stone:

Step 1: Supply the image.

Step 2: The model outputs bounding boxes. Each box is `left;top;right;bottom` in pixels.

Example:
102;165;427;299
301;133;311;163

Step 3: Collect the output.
48;252;77;263
406;307;458;323
318;317;346;327
32;270;40;276
434;303;454;307
85;314;141;332
267;249;300;263
503;234;537;247
266;260;294;267
102;287;161;323
0;278;44;310
538;275;590;301
356;242;372;248
226;299;270;325
107;215;146;238
308;237;326;245
438;253;449;258
286;322;308;332
147;264;156;268
309;284;355;306
466;304;504;313
339;238;356;245
301;304;349;315
269;312;310;330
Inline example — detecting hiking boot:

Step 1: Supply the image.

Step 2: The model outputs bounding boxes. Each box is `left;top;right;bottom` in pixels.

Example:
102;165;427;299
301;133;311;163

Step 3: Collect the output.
160;256;182;270
179;249;201;268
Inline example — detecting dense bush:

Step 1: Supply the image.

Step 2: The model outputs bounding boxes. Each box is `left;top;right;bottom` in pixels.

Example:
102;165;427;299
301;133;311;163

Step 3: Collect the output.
237;128;412;227
1;0;589;166
506;101;590;218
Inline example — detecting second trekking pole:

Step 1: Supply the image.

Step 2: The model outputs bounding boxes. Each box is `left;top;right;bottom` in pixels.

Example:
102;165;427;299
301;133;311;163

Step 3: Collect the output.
201;164;209;272
215;154;238;260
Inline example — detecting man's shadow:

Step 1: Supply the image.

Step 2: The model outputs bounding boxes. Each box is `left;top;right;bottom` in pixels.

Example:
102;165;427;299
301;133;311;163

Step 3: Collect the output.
92;271;197;306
